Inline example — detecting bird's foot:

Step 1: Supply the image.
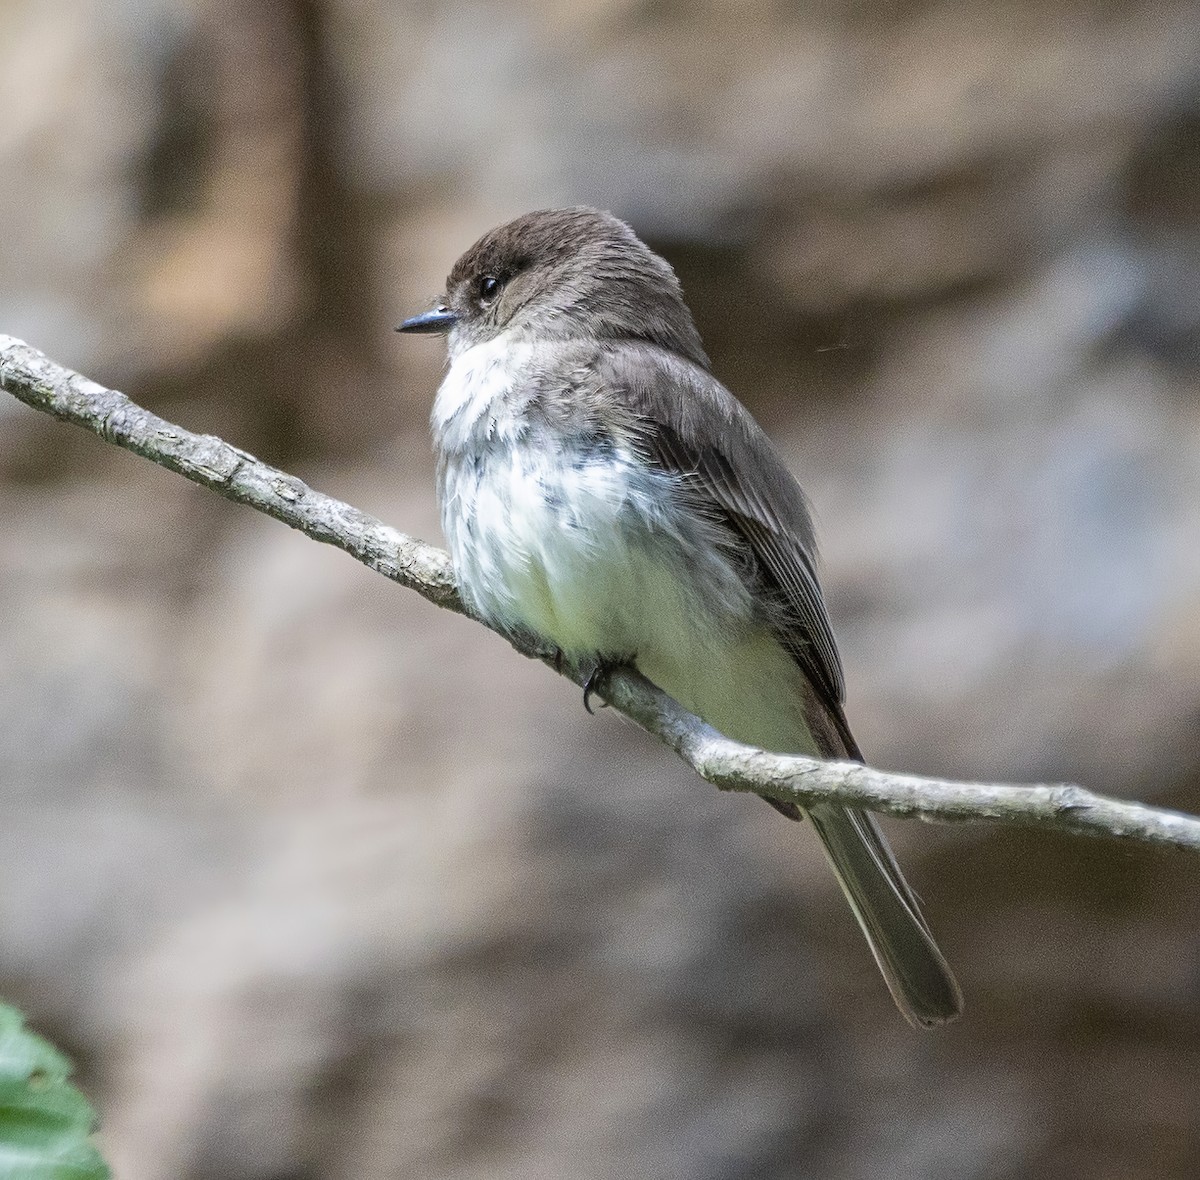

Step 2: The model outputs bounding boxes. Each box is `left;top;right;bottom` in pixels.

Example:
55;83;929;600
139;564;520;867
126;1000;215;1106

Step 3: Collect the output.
582;656;630;715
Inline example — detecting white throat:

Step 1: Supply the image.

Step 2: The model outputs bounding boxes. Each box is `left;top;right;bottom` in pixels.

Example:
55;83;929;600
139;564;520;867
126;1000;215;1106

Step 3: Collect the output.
432;332;536;452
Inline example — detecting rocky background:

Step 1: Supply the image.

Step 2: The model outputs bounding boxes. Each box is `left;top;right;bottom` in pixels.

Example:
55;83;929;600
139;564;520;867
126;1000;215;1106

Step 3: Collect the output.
3;1;1200;1176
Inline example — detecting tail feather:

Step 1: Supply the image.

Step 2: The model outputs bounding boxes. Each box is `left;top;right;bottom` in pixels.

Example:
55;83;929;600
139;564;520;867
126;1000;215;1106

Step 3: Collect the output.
807;803;963;1027
779;690;963;1026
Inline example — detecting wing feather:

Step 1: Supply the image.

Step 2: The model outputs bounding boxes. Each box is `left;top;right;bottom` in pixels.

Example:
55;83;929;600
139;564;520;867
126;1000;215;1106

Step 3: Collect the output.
599;343;848;722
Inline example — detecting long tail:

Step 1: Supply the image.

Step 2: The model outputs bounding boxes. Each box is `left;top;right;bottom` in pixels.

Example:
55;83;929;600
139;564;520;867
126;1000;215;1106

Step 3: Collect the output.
806;802;962;1027
776;701;963;1027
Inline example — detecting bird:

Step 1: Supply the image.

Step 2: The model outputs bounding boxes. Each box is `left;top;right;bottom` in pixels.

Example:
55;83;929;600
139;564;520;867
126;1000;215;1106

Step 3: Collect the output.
397;206;962;1027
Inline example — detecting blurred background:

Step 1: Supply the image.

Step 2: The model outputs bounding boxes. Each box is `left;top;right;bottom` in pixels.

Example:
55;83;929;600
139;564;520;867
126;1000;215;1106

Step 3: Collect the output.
2;1;1200;1176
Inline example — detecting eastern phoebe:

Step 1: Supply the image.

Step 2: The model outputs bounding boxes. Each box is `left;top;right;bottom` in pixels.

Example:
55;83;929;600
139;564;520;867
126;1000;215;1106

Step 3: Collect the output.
398;207;962;1027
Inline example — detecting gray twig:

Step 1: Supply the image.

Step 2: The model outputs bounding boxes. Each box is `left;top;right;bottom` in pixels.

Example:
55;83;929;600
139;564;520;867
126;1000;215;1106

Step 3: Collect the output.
3;334;1197;853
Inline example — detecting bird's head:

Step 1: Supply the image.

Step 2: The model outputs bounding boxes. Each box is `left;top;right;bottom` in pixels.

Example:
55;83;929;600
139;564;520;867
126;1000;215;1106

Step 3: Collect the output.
398;206;707;367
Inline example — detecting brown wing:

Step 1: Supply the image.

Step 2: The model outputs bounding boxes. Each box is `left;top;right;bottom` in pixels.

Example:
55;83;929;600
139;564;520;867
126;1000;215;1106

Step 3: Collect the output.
598;342;854;750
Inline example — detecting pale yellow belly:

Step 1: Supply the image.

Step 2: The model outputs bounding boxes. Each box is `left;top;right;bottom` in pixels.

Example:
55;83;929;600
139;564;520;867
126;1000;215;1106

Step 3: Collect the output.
637;624;819;757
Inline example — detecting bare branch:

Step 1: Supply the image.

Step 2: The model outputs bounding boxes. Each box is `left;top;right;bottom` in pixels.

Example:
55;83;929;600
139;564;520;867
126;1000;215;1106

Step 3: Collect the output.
3;334;1198;853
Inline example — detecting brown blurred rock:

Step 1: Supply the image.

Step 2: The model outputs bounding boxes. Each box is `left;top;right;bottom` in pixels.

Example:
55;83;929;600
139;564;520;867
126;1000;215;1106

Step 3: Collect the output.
3;0;1200;1177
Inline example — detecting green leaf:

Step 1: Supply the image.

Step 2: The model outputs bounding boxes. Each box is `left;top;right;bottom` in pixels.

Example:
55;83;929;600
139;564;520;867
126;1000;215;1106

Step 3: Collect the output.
0;1004;110;1180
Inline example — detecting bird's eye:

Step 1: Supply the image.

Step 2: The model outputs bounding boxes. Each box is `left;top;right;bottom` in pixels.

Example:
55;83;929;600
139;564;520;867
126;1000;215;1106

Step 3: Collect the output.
479;275;501;305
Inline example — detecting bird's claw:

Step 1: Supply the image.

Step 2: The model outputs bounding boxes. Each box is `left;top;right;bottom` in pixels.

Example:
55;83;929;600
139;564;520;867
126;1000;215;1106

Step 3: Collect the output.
582;664;605;714
582;658;624;715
